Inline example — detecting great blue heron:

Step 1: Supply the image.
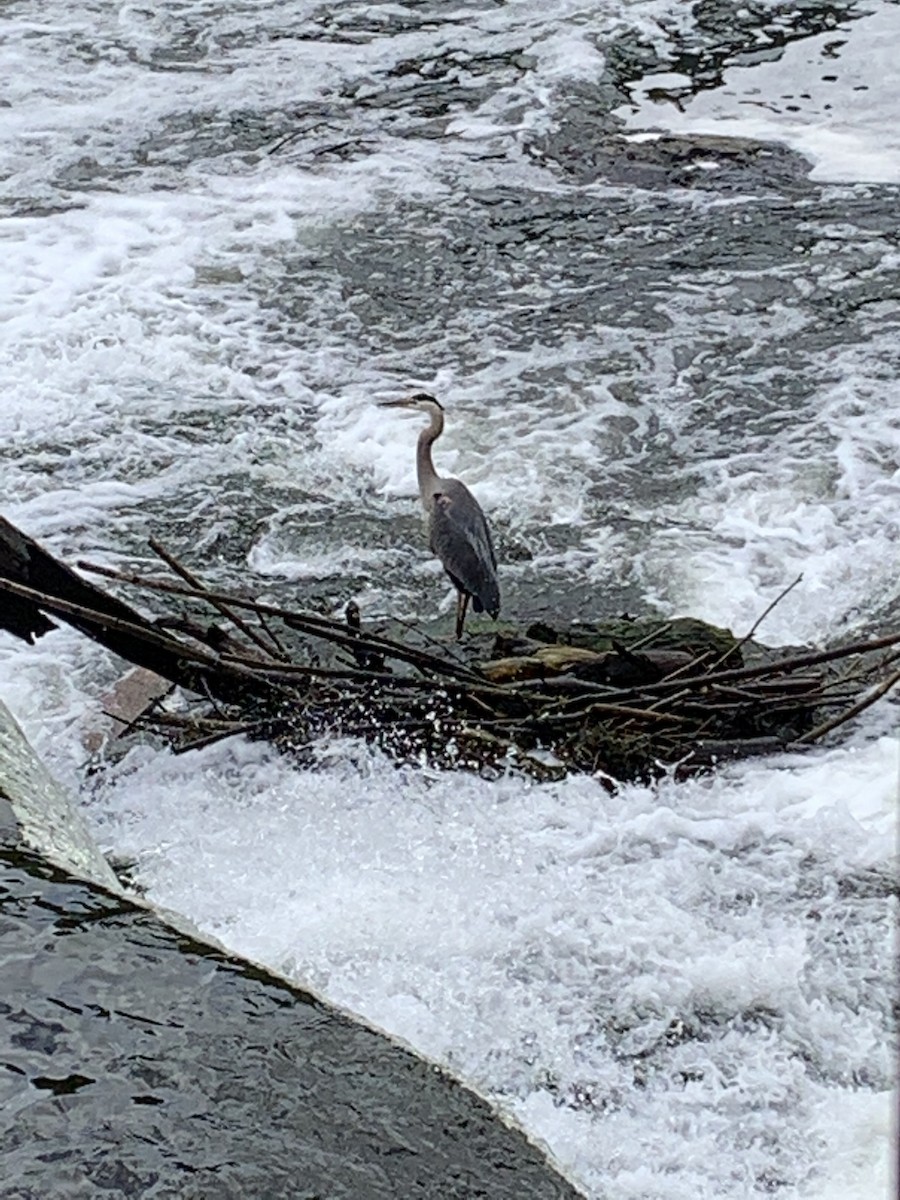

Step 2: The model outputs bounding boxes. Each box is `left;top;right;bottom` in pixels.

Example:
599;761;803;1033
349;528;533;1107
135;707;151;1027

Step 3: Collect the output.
379;392;500;639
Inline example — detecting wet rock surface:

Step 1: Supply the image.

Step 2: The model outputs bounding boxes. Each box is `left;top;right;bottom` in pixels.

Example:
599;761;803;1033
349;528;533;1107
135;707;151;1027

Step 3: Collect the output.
1;847;581;1200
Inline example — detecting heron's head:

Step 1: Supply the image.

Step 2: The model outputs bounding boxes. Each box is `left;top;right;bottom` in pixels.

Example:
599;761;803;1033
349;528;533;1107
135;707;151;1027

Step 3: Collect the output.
378;392;444;419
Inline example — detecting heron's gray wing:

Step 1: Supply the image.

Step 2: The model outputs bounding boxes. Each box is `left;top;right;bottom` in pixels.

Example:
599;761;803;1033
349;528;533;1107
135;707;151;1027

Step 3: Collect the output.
428;479;500;617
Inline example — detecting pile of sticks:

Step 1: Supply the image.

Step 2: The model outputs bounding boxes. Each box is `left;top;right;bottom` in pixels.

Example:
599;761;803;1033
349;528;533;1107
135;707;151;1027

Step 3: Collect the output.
1;516;897;783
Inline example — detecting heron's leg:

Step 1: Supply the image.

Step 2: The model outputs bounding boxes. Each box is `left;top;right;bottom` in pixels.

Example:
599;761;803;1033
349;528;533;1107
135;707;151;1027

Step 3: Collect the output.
455;591;470;640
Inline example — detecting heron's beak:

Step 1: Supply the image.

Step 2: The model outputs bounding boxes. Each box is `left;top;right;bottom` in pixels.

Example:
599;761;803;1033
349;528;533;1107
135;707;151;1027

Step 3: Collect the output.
377;398;415;409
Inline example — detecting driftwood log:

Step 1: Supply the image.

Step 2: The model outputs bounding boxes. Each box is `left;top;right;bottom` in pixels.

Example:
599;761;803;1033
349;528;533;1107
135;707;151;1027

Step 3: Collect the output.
1;515;898;783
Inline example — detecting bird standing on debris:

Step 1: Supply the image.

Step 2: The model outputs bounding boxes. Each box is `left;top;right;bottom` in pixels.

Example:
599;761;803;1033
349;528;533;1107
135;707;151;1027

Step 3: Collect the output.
379;393;500;639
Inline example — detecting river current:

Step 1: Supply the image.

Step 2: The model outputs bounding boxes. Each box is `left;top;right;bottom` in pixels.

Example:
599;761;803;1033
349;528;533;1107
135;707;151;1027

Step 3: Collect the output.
1;2;897;1197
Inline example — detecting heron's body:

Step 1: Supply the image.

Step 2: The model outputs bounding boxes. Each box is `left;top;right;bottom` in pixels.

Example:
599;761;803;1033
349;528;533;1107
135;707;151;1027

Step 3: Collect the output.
381;393;500;638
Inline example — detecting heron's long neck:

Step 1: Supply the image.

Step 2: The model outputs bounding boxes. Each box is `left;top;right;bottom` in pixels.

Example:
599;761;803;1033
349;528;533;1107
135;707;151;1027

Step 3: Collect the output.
416;407;444;507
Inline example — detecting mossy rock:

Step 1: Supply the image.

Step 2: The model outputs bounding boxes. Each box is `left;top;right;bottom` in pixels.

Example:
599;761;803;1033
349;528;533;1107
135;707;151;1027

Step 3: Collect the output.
523;616;742;662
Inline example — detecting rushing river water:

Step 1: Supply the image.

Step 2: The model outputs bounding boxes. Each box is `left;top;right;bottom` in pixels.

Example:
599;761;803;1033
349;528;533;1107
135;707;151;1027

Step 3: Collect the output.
1;1;897;1197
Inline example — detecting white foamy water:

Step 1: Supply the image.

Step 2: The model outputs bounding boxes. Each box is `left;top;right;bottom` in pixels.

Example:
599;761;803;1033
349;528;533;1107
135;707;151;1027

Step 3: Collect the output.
634;330;900;643
1;0;897;1196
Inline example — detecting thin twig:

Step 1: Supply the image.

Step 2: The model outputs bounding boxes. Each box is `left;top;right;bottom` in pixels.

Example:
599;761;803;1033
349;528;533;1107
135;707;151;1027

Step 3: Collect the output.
97;689;172;742
625;622;672;652
388;611;475;672
256;611;289;657
794;665;900;744
661;650;713;683
709;574;804;670
172;725;259;754
639;684;696;718
550;702;684;725
763;692;861;712
147;712;244;730
148;537;287;661
218;653;400;686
